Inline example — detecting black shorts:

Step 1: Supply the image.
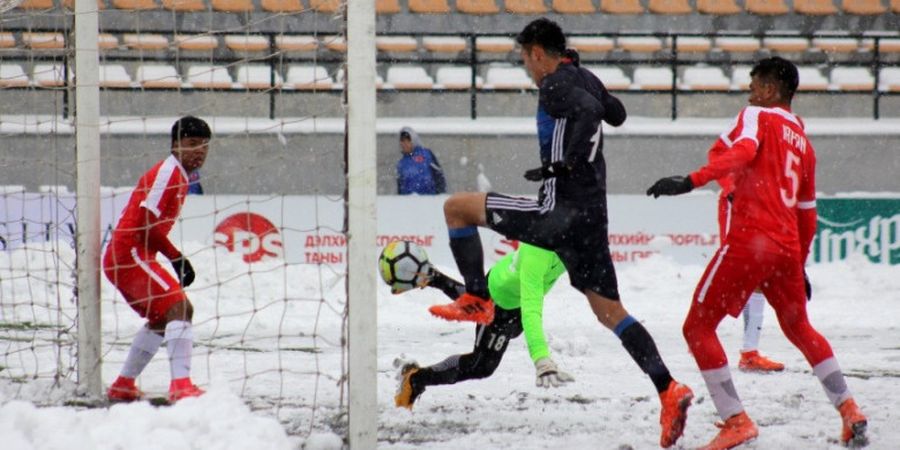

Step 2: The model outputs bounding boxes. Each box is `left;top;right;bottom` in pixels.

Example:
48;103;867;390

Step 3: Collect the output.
485;192;620;300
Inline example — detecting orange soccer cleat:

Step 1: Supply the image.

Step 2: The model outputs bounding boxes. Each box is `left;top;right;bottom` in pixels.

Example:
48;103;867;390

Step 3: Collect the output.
659;380;694;448
428;292;495;325
738;350;785;372
168;378;205;403
108;376;144;402
839;398;868;447
394;363;425;410
698;411;759;450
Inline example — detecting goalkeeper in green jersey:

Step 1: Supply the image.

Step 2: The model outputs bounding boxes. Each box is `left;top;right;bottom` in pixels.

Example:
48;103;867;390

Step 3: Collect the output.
395;242;573;409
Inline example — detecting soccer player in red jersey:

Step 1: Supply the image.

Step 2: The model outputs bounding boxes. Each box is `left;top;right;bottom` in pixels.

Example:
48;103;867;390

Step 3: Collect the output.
103;116;210;403
648;57;868;449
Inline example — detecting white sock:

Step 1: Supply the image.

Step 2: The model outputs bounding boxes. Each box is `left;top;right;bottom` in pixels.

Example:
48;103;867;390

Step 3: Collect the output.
701;365;744;421
165;320;194;380
813;357;851;407
741;292;766;352
120;325;164;379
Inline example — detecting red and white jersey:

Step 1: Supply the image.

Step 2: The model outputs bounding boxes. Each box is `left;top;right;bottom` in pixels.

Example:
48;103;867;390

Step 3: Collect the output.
690;106;817;256
111;154;189;258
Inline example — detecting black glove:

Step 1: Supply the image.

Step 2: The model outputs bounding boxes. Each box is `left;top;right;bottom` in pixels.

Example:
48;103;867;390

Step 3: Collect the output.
170;256;195;287
804;270;811;301
524;162;570;182
646;175;694;198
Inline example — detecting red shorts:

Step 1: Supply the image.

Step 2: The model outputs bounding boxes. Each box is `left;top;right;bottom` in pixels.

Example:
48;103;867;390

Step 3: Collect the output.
103;241;186;325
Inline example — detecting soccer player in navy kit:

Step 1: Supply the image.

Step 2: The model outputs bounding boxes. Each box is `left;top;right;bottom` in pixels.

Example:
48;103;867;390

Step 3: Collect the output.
429;18;694;448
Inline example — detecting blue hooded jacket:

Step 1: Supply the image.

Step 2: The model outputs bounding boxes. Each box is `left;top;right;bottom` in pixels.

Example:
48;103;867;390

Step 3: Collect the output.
396;127;446;195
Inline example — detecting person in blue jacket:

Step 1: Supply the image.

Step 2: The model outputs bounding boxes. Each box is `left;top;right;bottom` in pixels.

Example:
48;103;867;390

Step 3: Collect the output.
396;127;447;195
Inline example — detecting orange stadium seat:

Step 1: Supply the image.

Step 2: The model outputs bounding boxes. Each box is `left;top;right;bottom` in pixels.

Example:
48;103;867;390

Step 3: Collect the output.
162;0;205;10
98;33;120;49
763;36;809;52
422;36;467;52
458;0;500;14
309;0;340;12
794;0;838;14
276;35;319;52
123;34;169;50
841;0;885;12
211;0;253;12
618;37;664;53
323;35;347;52
0;64;29;88
376;36;419;52
600;0;644;14
225;35;270;52
136;64;182;88
22;32;65;49
505;0;548;13
892;0;900;12
176;35;219;51
376;0;401;13
568;37;614;53
552;0;595;13
714;36;761;52
408;0;451;13
812;37;859;53
261;0;303;12
697;0;741;14
476;37;515;53
745;0;790;14
648;0;692;14
672;37;712;52
0;33;15;48
17;0;54;9
112;0;157;9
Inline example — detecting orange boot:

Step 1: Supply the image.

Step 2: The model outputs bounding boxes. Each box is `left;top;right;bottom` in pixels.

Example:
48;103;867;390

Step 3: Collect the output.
168;378;205;403
108;376;143;402
738;350;785;372
839;398;868;447
659;380;693;448
698;411;759;450
428;293;494;325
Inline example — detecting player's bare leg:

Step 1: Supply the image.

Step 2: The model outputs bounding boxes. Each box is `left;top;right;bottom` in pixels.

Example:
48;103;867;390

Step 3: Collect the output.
430;192;494;325
587;290;693;448
154;300;205;402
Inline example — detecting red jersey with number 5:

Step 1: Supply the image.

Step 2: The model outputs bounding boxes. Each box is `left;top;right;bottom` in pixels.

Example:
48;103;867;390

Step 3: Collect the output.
690;106;817;257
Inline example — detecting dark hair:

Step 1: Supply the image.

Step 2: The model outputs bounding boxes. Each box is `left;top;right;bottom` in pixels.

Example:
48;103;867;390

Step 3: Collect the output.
515;18;566;57
563;48;580;67
750;56;799;102
171;116;211;146
399;131;411;140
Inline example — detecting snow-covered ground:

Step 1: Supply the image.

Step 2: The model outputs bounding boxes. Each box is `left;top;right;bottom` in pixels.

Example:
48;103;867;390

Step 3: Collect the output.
1;242;898;449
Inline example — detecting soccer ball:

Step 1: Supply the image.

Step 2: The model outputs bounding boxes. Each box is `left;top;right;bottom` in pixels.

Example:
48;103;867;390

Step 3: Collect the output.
378;240;432;294
0;0;24;13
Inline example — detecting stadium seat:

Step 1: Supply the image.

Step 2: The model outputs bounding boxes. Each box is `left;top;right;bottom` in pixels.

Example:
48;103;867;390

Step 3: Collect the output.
408;0;451;13
892;0;900;12
0;64;29;88
175;35;219;51
648;0;692;14
98;34;119;50
423;36;467;53
745;0;790;15
568;37;615;53
225;35;270;52
763;36;810;52
22;32;65;50
99;65;132;88
730;65;752;90
672;37;712;53
681;66;730;90
276;35;319;52
796;67;829;90
261;0;303;12
286;65;333;90
794;0;838;14
33;64;68;87
696;0;741;14
435;66;483;89
458;0;500;14
504;0;548;13
714;36;760;52
879;68;900;91
830;67;874;91
334;68;384;89
376;36;418;52
123;34;169;50
476;37;515;53
386;66;435;89
112;0;157;10
309;0;341;12
376;0;401;13
17;0;54;9
841;0;886;13
211;0;253;12
600;0;644;14
162;0;206;11
136;64;181;88
811;37;859;53
323;36;346;52
632;66;674;90
484;65;534;89
0;33;15;48
235;65;283;89
584;66;630;90
187;65;234;89
552;0;596;14
618;37;664;53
